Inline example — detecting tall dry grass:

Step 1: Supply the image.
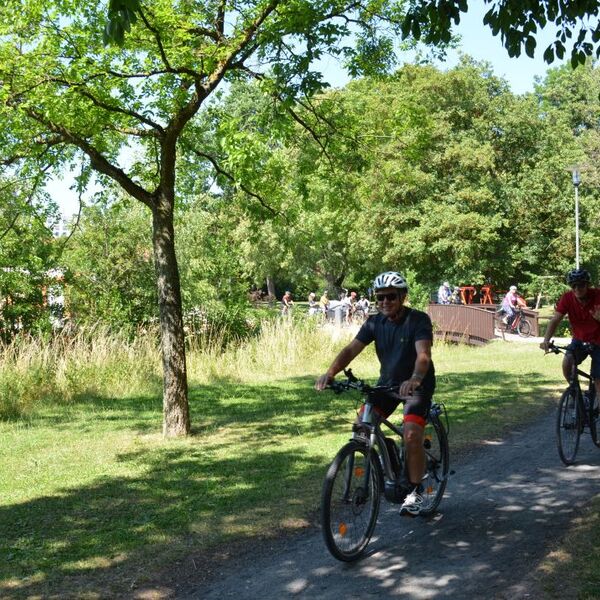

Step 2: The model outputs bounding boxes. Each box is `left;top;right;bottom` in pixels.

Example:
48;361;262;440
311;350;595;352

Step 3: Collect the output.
187;317;356;383
0;317;361;419
0;325;161;418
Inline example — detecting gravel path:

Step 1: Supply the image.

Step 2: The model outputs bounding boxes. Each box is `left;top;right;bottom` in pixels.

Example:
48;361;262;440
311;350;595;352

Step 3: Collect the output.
183;408;600;599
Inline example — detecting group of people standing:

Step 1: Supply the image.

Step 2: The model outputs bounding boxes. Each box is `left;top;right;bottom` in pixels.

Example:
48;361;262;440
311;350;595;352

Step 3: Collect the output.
436;281;459;305
282;289;371;322
437;280;526;327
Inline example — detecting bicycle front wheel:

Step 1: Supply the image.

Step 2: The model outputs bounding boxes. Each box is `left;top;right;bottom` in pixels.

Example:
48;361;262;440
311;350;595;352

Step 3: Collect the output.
556;389;581;465
420;413;450;516
321;441;382;562
517;318;531;337
589;391;600;448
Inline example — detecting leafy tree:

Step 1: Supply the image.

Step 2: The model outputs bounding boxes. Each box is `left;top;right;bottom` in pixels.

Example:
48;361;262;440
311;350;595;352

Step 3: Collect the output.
0;0;419;435
60;199;157;329
0;178;58;339
175;193;251;309
533;62;600;282
402;0;600;67
229;59;595;296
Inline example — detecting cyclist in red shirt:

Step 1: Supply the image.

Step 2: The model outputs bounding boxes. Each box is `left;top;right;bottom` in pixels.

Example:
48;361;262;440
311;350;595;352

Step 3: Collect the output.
541;269;600;396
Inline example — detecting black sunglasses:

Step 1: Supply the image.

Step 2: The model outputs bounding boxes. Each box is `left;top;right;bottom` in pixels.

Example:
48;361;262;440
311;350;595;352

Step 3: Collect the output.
376;293;400;302
571;282;589;289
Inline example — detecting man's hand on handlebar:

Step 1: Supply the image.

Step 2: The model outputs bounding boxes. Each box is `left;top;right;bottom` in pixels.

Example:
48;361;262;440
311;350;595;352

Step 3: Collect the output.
540;340;563;354
399;377;421;397
315;373;334;391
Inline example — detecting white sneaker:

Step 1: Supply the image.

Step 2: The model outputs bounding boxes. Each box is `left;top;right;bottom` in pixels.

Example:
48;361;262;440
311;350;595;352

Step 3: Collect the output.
400;488;423;516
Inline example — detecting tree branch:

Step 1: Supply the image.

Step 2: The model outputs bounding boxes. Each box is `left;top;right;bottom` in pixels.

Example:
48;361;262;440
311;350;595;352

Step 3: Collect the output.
0;167;50;242
188;147;277;216
76;88;165;134
25;108;156;209
240;67;334;163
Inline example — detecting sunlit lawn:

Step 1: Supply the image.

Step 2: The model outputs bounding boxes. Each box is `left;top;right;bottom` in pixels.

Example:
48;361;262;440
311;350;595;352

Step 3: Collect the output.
0;330;570;598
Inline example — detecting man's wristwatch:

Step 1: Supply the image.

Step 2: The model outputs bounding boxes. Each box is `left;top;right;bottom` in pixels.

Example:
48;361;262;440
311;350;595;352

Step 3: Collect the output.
411;373;424;381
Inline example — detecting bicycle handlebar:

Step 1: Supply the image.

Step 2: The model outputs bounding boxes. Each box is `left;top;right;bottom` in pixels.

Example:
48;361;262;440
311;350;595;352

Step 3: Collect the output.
547;341;567;354
547;340;597;354
326;368;399;398
327;368;370;394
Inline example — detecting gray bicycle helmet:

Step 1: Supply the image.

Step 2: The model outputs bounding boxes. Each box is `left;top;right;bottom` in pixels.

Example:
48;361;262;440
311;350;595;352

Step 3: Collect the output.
373;271;409;291
567;268;591;285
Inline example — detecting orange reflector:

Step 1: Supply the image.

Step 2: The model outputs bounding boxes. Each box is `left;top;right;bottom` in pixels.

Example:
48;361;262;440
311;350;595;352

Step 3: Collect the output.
339;522;347;536
354;467;364;477
426;486;434;494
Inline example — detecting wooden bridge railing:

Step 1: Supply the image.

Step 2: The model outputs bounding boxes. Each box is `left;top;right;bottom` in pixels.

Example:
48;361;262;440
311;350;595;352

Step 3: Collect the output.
426;304;539;345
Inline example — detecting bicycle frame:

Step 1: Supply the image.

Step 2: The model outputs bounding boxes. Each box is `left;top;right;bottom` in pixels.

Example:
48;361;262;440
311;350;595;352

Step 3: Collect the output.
350;391;449;503
343;400;403;501
567;355;596;426
552;342;596;416
508;310;522;332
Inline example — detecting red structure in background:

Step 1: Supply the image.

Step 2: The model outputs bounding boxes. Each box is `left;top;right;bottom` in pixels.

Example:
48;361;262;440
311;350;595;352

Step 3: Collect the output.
458;286;476;305
480;285;494;305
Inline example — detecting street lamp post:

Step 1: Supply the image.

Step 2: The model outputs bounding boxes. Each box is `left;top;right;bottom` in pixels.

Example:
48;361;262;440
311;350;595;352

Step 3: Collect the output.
569;167;581;269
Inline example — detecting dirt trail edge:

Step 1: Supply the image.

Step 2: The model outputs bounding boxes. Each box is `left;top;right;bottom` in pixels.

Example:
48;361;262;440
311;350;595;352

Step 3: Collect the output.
181;408;600;600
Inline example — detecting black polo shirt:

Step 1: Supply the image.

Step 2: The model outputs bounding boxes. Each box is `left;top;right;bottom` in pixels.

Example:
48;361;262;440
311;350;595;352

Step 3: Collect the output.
355;308;435;396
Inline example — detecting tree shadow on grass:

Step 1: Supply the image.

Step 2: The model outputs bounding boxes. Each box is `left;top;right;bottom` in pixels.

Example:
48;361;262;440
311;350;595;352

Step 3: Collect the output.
0;369;563;597
0;376;349;598
0;441;326;599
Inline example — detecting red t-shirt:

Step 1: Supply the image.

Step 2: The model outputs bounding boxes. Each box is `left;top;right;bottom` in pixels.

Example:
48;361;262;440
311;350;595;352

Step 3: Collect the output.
556;288;600;343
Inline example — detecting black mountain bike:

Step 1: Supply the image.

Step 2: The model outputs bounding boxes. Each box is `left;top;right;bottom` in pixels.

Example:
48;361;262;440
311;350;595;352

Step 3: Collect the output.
549;342;600;465
320;369;450;561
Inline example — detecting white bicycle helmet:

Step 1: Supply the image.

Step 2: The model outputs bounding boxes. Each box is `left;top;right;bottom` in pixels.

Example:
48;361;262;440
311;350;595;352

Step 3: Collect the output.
373;271;409;291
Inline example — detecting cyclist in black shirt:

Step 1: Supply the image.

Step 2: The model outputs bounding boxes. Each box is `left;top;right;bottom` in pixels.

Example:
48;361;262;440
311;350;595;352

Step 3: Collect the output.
316;271;435;515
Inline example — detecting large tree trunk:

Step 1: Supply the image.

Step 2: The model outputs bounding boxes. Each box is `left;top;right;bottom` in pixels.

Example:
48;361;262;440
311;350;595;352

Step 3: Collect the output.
152;196;190;436
325;272;346;299
266;275;277;299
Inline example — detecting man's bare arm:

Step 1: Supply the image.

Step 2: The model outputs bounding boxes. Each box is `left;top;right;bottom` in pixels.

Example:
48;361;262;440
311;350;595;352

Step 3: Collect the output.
315;339;366;390
399;339;432;396
540;311;565;351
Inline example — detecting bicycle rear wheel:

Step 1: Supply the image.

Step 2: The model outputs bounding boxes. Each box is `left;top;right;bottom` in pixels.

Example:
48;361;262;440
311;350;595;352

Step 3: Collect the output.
321;441;381;561
556;389;581;465
517;319;531;337
420;412;450;516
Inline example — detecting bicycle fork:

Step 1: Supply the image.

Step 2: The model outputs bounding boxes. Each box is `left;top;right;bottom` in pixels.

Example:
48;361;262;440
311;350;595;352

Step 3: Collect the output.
343;429;376;503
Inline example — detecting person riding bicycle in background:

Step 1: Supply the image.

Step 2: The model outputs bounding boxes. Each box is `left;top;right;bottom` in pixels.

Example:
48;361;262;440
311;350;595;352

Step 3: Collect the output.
540;268;600;398
315;271;435;516
500;285;525;325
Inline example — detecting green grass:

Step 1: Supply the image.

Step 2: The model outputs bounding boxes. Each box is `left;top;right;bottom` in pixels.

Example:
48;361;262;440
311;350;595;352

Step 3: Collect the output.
536;495;600;599
0;323;579;598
